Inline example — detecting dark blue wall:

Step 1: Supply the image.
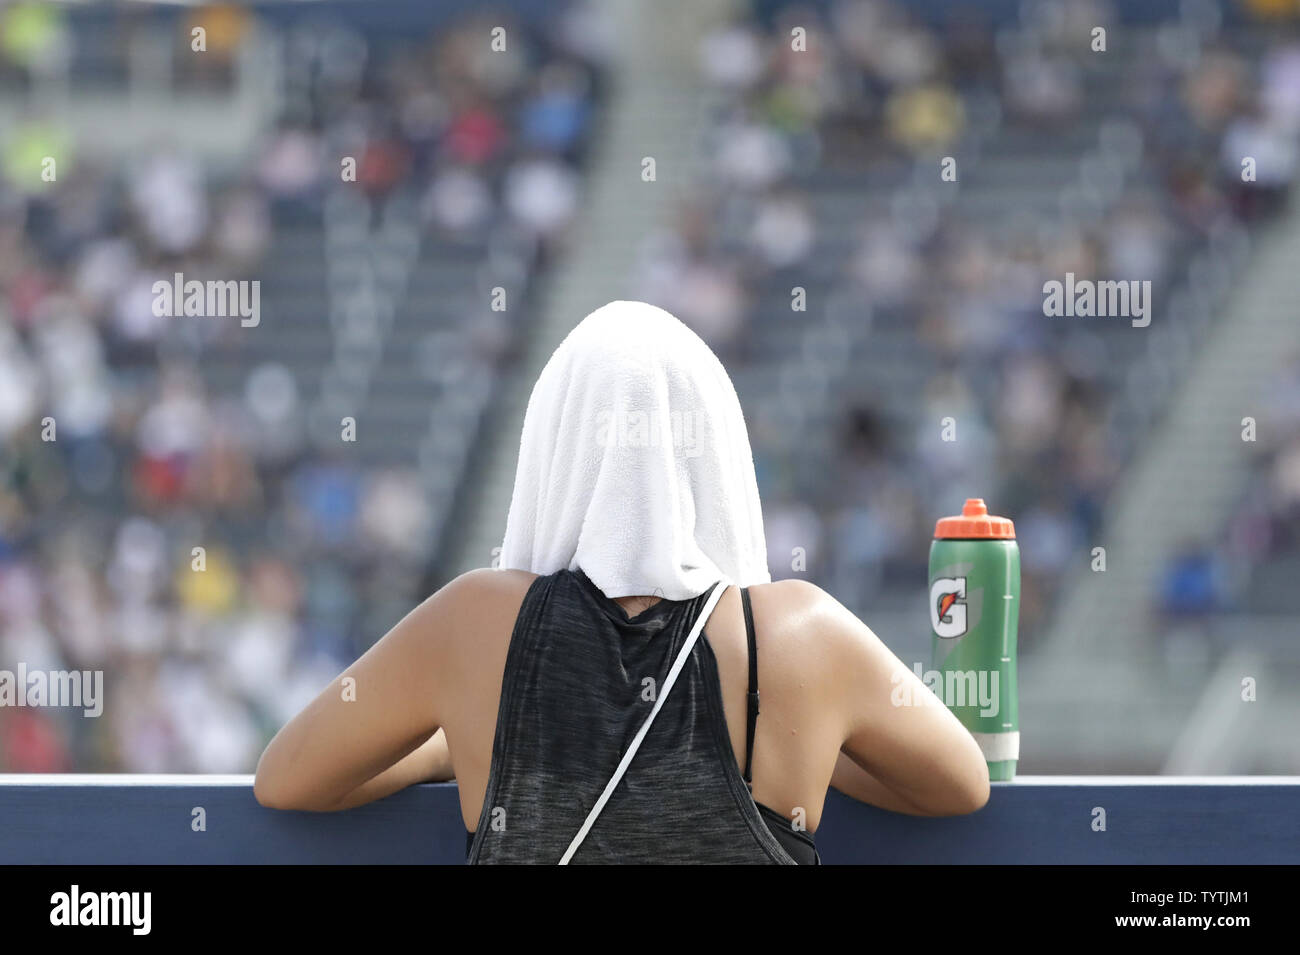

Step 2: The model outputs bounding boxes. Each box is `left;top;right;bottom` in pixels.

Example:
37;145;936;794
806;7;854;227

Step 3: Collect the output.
750;0;1248;28
1;778;1296;864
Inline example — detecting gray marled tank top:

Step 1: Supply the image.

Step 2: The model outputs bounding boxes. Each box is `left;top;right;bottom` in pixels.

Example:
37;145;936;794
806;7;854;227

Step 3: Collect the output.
466;567;800;864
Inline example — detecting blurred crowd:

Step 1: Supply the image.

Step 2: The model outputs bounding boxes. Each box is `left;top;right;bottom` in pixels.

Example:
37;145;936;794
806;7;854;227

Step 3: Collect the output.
0;2;605;771
1159;351;1300;626
2;0;1298;776
634;0;1300;640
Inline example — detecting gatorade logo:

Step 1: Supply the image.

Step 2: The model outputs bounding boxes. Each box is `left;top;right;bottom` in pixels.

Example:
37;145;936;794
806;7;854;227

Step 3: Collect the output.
930;576;967;638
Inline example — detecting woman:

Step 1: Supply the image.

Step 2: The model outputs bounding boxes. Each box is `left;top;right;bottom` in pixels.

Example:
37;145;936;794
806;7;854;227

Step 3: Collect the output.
254;300;989;864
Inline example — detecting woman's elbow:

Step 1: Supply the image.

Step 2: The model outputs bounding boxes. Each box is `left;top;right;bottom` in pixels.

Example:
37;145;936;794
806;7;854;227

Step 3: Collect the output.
937;726;993;815
253;767;291;810
941;759;991;816
914;755;990;817
253;750;308;810
254;762;341;811
957;767;991;814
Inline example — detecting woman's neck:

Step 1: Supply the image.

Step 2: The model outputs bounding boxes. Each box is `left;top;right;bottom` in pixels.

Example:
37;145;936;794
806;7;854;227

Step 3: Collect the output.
614;595;662;616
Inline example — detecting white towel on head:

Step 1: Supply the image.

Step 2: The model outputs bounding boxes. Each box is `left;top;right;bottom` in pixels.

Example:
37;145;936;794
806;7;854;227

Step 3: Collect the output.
499;300;770;601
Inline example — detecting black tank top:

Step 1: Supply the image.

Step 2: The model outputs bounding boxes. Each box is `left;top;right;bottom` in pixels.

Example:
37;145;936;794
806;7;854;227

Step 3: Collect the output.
466;568;820;864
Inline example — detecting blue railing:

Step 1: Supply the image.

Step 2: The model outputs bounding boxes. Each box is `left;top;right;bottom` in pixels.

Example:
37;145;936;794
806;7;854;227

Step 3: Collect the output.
1;776;1296;864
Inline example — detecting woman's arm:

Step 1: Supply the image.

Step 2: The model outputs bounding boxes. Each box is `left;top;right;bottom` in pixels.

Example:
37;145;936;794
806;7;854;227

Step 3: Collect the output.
816;586;990;817
829;751;936;815
253;571;484;812
328;729;454;811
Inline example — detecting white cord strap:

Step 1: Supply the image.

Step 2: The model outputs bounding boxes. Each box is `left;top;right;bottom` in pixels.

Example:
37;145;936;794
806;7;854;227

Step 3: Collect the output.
558;580;729;865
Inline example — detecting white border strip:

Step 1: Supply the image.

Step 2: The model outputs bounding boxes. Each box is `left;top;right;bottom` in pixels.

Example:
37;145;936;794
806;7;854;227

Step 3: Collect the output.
0;774;256;786
1004;776;1300;785
1;774;1298;787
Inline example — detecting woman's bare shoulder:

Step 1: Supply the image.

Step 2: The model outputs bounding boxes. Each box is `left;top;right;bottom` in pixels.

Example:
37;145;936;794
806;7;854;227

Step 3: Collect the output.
447;566;539;596
399;568;539;675
745;577;839;627
432;567;539;621
744;578;873;669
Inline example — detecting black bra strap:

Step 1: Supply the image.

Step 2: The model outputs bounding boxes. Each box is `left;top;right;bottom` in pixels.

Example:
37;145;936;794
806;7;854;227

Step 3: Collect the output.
740;587;759;786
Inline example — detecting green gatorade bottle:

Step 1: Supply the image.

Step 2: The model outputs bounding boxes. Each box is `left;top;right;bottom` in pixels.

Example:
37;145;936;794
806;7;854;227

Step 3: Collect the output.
928;498;1020;781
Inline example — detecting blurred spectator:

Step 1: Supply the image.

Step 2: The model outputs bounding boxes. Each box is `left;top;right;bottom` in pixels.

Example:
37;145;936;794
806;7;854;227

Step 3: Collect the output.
1159;543;1227;618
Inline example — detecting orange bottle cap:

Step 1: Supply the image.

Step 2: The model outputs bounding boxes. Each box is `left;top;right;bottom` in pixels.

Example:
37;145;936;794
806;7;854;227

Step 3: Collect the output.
934;498;1016;539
